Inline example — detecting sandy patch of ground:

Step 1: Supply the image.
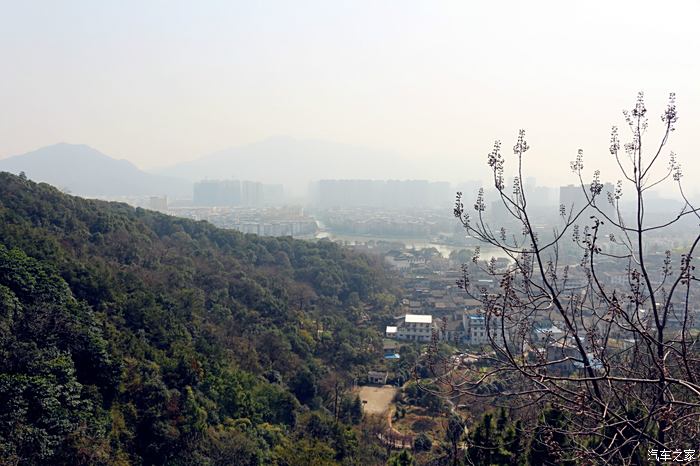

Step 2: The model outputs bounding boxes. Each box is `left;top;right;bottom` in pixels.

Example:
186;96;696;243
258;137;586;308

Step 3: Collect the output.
356;385;398;414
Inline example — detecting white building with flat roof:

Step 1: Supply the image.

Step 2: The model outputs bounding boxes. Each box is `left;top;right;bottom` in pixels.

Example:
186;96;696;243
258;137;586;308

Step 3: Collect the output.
463;313;503;345
394;314;435;342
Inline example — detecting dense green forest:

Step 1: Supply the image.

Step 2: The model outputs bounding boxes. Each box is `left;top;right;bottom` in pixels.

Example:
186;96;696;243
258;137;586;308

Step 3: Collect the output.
0;172;399;465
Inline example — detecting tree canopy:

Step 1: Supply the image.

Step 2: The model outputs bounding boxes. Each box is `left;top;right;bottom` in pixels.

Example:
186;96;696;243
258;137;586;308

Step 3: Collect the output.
0;172;399;465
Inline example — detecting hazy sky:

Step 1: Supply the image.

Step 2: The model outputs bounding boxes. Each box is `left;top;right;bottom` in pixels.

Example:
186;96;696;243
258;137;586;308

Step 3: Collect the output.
1;0;699;188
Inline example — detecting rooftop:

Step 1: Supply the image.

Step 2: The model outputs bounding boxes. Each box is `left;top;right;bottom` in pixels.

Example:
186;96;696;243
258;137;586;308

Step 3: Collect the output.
404;314;433;324
534;325;564;334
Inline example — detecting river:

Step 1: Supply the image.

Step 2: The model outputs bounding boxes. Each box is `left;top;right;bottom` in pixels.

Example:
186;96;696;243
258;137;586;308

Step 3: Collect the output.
313;231;512;260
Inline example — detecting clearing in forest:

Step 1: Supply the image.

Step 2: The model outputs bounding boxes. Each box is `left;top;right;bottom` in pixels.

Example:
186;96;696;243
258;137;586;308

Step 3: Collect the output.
356;386;398;414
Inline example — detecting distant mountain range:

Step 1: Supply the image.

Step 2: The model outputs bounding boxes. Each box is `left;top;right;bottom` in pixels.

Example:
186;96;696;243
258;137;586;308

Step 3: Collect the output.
153;136;420;195
1;139;692;212
0;143;190;198
0;138;425;199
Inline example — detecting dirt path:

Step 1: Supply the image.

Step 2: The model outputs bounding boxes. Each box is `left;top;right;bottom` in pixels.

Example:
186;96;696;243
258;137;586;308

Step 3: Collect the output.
355;385;416;449
382;406;415;449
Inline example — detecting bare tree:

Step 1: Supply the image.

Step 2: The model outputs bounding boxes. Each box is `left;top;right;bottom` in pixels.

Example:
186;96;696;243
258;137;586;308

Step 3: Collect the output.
424;93;700;464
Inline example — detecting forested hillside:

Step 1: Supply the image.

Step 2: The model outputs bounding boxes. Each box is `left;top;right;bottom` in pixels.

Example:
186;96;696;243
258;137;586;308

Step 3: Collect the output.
0;172;399;465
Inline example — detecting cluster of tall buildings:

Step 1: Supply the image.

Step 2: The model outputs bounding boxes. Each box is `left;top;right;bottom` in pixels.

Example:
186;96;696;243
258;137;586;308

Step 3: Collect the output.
310;177;612;213
192;177;622;215
193;179;283;207
559;182;615;217
313;179;452;208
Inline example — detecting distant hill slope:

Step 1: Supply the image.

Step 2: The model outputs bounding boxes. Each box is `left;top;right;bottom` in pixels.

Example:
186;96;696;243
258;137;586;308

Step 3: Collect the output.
0;143;190;197
154;136;419;194
0;172;398;465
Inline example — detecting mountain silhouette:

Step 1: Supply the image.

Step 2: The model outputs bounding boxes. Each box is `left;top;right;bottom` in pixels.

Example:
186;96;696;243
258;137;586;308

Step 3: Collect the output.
0;143;190;197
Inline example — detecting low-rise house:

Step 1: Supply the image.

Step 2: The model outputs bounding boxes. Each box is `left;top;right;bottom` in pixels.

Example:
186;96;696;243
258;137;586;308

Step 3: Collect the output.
433;301;450;313
464;314;488;344
440;318;466;344
463;299;482;312
394;314;435;342
367;370;388;385
384;351;401;360
462;313;503;345
532;324;566;345
544;341;603;375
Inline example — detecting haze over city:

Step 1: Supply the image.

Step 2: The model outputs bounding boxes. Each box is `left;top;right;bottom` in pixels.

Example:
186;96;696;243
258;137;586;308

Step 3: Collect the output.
3;2;700;465
1;0;699;192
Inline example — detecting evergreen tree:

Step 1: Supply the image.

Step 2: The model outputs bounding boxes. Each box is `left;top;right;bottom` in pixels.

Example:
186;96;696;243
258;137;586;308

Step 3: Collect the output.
467;412;497;465
387;449;416;466
0;172;401;465
413;433;432;452
528;407;576;466
350;394;363;424
445;414;465;466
